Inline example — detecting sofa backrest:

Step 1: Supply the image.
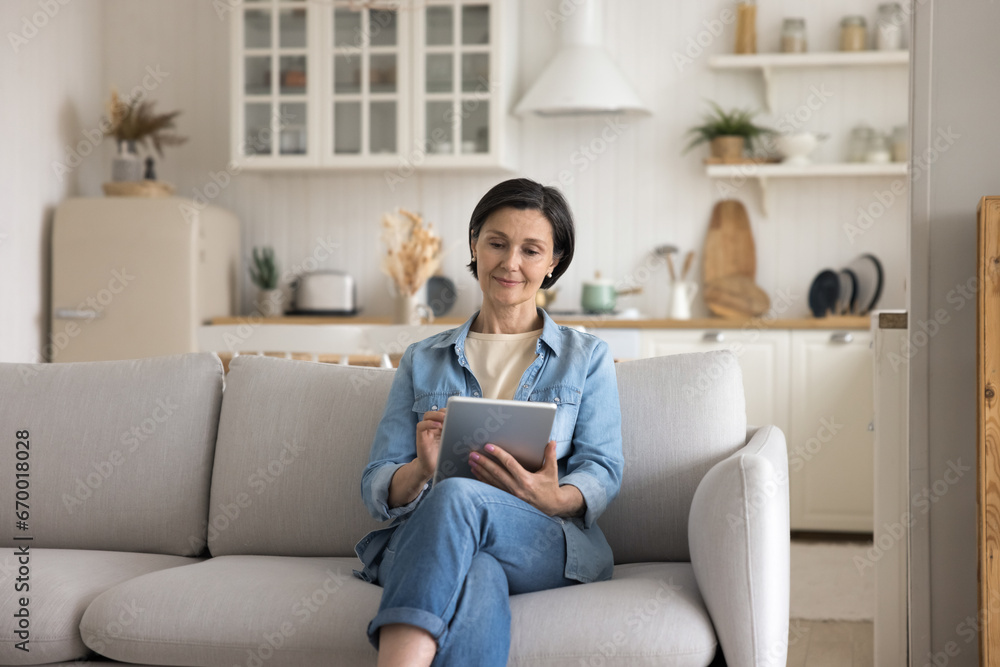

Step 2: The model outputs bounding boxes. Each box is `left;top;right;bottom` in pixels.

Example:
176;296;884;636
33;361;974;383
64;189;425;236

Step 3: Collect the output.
207;354;392;557
0;353;224;556
206;350;745;563
600;350;747;563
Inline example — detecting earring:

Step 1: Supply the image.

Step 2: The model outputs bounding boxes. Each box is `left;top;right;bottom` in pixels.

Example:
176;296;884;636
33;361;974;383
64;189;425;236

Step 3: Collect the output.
547;272;553;277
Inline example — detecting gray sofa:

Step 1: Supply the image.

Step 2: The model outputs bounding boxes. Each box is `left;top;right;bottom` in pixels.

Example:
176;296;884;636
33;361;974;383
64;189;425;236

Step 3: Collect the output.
0;349;789;667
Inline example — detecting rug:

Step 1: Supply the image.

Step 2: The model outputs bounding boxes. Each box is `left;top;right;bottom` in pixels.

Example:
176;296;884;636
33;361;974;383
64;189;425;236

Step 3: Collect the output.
790;540;875;621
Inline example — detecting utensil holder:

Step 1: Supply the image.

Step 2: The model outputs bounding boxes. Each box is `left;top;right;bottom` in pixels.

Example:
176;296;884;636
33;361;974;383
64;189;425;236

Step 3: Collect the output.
669;281;699;320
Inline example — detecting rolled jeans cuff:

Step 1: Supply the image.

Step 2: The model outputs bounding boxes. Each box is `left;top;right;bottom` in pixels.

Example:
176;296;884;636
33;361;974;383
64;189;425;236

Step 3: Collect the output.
367;606;448;650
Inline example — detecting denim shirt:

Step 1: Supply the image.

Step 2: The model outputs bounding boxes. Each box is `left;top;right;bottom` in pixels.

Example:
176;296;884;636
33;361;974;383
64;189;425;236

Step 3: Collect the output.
353;307;624;585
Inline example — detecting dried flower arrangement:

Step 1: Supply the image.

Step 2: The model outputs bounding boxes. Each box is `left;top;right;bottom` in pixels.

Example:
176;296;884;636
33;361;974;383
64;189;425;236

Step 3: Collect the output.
380;208;443;297
104;89;188;156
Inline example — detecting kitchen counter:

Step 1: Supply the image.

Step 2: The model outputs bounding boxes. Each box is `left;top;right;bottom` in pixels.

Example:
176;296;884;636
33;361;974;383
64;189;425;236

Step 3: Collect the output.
208;314;871;330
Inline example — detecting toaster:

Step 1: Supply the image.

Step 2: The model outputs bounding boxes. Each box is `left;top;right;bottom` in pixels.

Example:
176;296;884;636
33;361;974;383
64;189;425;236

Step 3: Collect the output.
292;271;358;315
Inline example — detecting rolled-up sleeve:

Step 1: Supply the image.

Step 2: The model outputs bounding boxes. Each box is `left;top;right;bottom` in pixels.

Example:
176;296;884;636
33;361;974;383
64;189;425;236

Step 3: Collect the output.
558;339;624;529
360;345;429;521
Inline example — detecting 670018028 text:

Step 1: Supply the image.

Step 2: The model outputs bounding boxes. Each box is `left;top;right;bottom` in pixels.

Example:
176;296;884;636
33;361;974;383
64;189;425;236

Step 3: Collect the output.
13;429;33;653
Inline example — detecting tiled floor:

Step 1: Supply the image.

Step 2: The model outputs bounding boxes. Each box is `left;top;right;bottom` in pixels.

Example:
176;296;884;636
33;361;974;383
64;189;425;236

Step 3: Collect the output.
786;619;873;667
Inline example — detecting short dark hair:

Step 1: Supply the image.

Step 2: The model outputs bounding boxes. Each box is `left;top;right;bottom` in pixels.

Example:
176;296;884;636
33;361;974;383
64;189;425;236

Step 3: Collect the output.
467;178;575;290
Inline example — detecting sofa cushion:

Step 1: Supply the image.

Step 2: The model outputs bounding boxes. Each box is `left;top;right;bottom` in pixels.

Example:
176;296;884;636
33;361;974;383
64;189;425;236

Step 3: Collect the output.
80;558;715;667
80;555;380;667
510;562;717;666
208;355;394;557
0;548;202;666
0;353;224;556
602;351;747;563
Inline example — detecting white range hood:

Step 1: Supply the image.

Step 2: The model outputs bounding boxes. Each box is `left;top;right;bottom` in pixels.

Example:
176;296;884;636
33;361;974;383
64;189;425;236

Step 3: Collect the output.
515;0;649;117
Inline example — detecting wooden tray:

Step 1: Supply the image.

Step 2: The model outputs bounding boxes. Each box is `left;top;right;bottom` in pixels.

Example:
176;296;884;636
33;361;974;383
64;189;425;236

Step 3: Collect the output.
102;180;176;197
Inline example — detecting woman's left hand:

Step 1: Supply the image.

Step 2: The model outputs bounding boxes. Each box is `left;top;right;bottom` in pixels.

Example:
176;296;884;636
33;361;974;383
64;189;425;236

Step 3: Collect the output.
469;441;572;516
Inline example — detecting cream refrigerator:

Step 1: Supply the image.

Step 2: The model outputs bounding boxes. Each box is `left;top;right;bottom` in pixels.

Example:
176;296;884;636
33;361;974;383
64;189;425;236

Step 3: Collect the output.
50;197;241;362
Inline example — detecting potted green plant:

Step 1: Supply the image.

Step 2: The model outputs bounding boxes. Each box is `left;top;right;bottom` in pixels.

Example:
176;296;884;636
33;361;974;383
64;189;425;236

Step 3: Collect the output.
683;101;775;161
249;246;283;317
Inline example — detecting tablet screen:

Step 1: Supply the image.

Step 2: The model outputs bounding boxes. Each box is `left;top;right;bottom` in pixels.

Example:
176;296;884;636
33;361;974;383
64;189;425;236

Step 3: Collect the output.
432;396;557;487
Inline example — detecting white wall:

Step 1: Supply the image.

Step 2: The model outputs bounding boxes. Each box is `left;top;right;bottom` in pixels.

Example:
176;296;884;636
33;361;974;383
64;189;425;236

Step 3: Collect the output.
0;0;104;362
909;1;999;663
97;0;909;320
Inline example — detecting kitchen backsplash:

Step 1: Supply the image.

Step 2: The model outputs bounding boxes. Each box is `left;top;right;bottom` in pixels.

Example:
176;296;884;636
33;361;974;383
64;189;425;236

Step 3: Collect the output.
96;0;908;321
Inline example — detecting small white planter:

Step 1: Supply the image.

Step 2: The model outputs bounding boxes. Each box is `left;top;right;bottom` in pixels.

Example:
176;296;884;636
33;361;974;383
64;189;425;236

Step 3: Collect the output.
255;289;285;318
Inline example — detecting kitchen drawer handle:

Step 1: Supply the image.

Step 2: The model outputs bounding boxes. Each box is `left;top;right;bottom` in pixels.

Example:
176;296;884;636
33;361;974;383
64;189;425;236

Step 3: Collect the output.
53;308;102;320
702;331;725;343
830;332;854;344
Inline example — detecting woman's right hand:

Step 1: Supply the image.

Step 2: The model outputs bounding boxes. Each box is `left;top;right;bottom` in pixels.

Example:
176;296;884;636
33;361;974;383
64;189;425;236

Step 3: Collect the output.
414;408;446;479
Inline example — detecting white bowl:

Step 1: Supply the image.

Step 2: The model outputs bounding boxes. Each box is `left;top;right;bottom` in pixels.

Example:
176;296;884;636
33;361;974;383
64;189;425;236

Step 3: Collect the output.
775;132;819;166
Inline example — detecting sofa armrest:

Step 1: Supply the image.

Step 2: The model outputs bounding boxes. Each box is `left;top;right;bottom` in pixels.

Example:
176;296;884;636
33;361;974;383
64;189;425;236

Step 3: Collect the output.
688;424;790;667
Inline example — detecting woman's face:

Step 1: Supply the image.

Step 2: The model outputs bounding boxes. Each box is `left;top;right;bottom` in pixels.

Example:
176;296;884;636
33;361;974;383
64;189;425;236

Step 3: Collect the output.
472;207;559;311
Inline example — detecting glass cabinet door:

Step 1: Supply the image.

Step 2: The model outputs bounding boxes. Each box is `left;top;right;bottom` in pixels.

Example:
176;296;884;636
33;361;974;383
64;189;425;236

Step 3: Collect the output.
329;2;406;160
238;0;312;160
419;1;492;157
233;0;508;169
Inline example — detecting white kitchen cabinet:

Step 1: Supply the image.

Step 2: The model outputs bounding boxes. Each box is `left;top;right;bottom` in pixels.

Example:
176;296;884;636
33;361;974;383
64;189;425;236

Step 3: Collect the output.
413;0;518;170
640;329;791;436
788;330;874;532
230;0;517;170
232;0;321;167
325;3;411;164
588;327;641;362
634;326;873;533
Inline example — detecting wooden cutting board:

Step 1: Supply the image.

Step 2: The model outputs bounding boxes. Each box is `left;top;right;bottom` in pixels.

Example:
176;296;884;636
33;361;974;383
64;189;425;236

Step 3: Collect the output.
703;199;756;284
703;274;771;318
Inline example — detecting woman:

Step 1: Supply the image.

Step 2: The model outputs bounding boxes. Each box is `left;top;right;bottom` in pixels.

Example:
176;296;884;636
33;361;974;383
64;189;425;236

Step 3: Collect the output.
353;178;623;667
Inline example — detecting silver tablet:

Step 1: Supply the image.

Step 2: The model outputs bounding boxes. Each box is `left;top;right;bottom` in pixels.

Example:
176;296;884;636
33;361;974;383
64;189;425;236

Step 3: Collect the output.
432;396;557;487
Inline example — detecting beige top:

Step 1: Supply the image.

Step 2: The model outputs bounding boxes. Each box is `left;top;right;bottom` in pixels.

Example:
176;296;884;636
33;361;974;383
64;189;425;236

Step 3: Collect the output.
464;327;543;400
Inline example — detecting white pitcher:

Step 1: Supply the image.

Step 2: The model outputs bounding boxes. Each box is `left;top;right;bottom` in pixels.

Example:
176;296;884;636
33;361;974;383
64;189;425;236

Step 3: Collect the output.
669;281;698;320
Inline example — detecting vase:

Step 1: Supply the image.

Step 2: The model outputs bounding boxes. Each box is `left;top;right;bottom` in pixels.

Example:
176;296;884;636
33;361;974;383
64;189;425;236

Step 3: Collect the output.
111;140;144;182
393;291;433;325
256;288;285;318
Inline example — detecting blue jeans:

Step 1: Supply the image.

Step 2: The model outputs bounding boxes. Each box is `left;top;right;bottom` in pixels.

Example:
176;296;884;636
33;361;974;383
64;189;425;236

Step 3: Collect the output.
368;477;579;666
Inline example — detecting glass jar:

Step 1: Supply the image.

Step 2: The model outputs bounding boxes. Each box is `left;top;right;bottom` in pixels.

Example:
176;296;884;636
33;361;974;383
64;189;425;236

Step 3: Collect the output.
780;18;807;53
847;125;874;162
734;0;757;54
865;132;892;163
876;3;905;50
891;125;908;162
840;15;868;52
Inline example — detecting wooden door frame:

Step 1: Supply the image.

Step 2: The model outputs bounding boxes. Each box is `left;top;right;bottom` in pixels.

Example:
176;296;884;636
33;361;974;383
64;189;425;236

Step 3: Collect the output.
977;196;1000;667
